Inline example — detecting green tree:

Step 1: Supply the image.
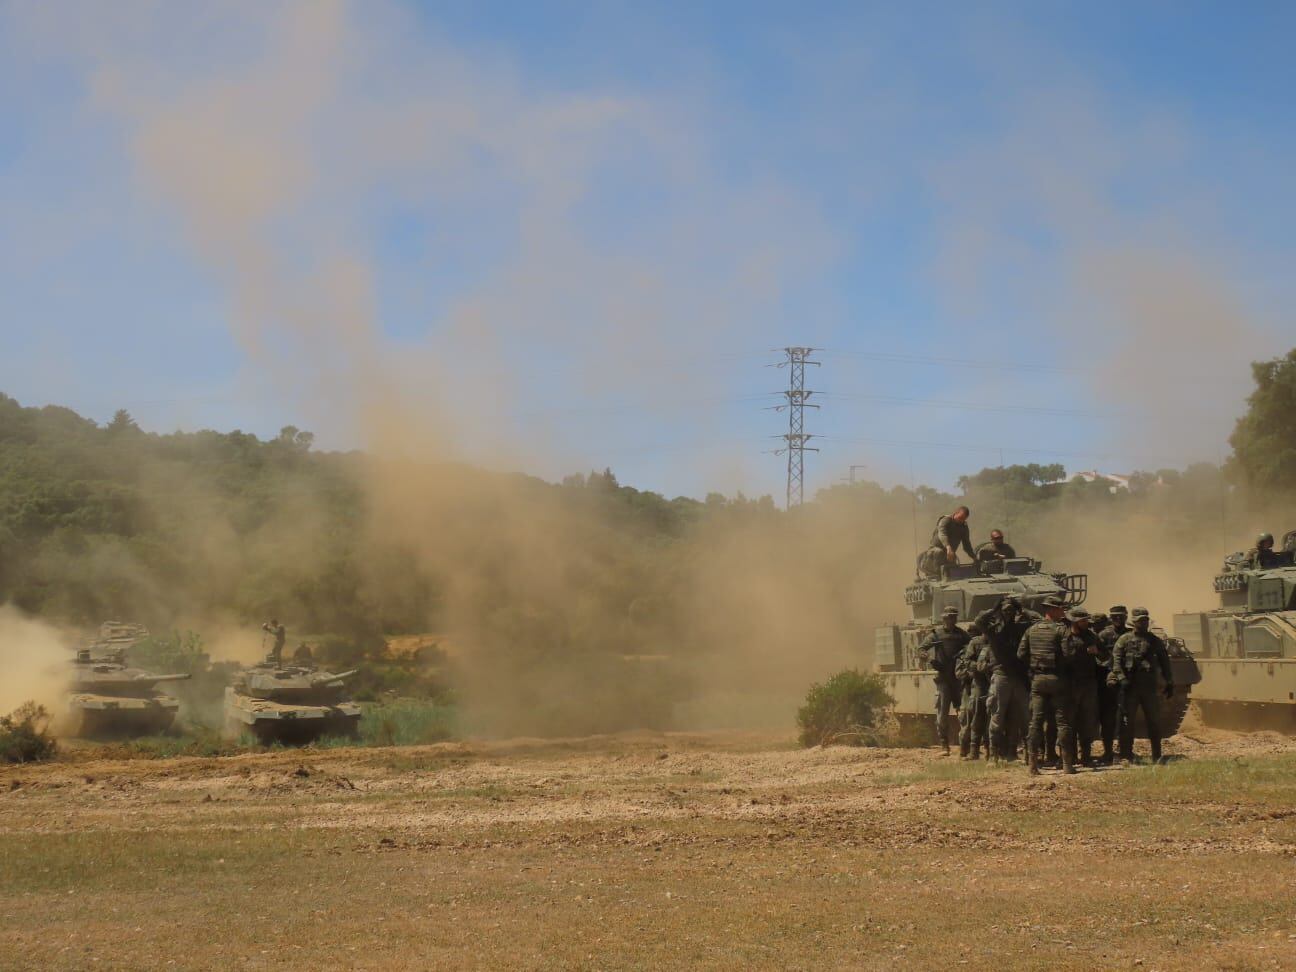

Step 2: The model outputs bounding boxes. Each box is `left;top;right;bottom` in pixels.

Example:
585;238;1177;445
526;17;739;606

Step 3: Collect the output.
1227;349;1296;492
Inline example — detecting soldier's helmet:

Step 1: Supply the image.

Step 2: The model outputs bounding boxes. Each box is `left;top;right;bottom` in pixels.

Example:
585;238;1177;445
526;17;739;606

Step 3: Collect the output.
1109;604;1128;617
941;606;959;618
1067;607;1090;622
1131;607;1151;623
1258;532;1275;548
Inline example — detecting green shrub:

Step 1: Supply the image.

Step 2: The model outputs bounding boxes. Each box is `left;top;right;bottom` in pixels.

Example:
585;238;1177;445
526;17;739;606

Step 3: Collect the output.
0;702;57;763
796;669;894;748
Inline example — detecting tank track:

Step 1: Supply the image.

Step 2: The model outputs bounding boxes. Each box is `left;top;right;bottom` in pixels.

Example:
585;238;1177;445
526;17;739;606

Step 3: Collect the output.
1158;689;1192;738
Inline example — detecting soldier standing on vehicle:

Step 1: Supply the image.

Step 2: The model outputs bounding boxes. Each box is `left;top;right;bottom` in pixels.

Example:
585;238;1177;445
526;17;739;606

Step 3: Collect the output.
956;624;990;760
920;606;970;755
262;618;287;665
1065;608;1102;769
1095;606;1127;765
1018;596;1076;775
976;597;1032;763
975;529;1017;565
1111;607;1175;765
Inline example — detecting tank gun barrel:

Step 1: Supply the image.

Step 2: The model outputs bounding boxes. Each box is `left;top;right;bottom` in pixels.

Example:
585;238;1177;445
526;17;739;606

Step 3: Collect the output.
135;672;192;683
312;669;358;685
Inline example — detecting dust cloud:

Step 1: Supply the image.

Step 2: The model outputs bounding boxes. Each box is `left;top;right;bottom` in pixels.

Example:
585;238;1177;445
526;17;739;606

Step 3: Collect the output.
0;607;69;715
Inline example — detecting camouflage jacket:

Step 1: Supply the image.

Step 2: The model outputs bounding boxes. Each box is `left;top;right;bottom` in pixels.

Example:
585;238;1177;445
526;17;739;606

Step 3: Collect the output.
1111;630;1173;686
921;624;971;682
1017;619;1073;676
975;609;1032;681
974;540;1017;563
931;515;975;560
1065;628;1103;683
1095;624;1126;673
956;635;989;688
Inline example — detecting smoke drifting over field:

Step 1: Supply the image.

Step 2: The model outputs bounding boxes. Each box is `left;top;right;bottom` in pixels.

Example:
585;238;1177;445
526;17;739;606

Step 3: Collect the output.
0;607;68;715
7;1;1289;733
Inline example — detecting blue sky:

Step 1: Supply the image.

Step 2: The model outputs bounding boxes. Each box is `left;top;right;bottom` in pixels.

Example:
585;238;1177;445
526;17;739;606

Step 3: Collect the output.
1;1;1292;499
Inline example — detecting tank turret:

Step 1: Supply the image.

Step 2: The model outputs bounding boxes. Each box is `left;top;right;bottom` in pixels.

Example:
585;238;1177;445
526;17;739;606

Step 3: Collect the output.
224;660;361;744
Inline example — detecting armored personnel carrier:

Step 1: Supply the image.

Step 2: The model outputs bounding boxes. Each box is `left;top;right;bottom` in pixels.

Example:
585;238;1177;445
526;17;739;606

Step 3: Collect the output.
67;624;191;737
224;660;361;744
873;557;1200;738
1173;541;1296;730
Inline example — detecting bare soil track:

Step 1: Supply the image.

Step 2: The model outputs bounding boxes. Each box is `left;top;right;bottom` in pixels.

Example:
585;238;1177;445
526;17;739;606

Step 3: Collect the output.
3;725;1296;970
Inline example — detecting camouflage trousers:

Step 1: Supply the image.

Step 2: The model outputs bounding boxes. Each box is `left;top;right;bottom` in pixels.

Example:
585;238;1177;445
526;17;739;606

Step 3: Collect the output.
988;673;1029;759
1097;679;1120;757
1070;679;1099;761
1118;677;1163;761
958;679;989;756
934;677;961;749
1029;674;1074;759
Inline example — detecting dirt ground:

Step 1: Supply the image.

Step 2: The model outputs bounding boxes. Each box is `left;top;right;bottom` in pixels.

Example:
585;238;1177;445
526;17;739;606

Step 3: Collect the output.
3;719;1296;971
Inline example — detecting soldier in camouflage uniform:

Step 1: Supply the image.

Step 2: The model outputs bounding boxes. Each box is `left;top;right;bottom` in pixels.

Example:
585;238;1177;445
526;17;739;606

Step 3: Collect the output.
956;623;990;760
261;619;287;665
1110;607;1175;764
920;507;975;578
975;597;1032;763
1095;606;1127;765
920;606;970;755
1019;596;1076;775
1065;608;1102;769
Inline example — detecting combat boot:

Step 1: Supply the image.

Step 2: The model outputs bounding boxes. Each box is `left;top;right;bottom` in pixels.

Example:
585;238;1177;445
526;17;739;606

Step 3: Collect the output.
1150;737;1163;765
1062;753;1077;775
1027;751;1040;776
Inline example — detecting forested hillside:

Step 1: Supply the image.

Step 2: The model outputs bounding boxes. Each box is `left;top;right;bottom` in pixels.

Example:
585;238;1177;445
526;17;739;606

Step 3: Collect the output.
1;347;1292;733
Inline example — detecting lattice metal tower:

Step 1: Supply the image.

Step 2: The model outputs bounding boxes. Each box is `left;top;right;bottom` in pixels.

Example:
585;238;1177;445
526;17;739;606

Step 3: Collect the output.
773;346;820;509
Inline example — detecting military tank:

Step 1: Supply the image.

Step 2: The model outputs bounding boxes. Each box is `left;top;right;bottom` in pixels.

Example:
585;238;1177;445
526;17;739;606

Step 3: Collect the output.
224;659;361;744
1172;541;1296;731
67;624;192;737
872;557;1200;738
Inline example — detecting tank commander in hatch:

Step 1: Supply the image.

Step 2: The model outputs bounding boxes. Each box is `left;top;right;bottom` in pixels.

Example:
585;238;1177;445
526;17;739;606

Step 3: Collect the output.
975;529;1017;565
262;618;287;665
1246;533;1282;570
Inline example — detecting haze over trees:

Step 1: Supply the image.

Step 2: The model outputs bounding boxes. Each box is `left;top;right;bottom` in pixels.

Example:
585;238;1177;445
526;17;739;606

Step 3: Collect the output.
0;348;1291;732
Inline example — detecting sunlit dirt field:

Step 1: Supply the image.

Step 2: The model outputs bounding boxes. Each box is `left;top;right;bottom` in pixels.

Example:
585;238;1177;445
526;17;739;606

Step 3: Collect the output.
4;719;1296;971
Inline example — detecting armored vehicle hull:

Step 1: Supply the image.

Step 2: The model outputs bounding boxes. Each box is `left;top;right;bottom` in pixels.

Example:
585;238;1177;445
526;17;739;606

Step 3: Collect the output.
1173;554;1296;731
224;664;361;744
68;692;181;737
873;558;1199;739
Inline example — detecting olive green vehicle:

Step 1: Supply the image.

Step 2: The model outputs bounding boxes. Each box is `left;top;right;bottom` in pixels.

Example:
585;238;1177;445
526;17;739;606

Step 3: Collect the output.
1173;539;1296;730
224;660;361;744
67;623;191;737
872;557;1201;738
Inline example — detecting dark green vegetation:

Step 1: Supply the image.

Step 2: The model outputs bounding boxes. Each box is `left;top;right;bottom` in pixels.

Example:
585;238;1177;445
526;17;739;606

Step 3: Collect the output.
0;702;57;763
796;669;894;747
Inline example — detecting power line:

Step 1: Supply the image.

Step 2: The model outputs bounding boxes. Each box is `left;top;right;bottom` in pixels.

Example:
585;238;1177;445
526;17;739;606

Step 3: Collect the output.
771;347;820;510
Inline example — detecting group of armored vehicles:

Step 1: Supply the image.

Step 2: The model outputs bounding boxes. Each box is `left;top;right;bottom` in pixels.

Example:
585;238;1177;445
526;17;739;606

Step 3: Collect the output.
66;622;360;744
873;531;1296;739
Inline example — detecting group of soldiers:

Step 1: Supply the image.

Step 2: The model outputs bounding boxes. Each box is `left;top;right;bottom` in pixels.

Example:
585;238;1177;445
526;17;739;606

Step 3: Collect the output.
921;598;1175;773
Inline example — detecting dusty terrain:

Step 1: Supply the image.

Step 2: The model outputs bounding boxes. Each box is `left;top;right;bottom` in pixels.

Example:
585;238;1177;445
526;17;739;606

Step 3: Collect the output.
3;722;1296;971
